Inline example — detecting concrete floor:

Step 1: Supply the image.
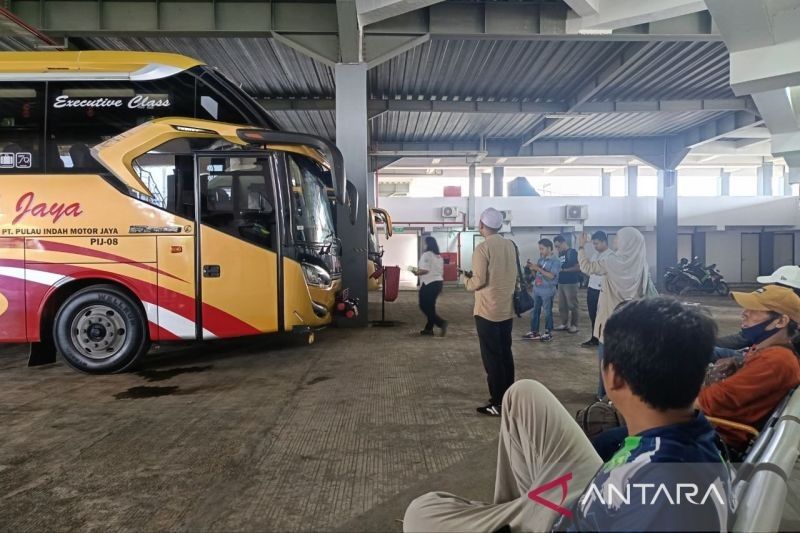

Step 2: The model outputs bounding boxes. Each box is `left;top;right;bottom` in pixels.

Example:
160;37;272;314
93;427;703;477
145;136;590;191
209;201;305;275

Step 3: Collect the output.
0;288;794;531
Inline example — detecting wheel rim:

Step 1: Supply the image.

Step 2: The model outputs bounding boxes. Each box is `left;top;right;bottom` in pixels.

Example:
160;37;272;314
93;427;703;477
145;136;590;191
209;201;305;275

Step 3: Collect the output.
70;305;127;360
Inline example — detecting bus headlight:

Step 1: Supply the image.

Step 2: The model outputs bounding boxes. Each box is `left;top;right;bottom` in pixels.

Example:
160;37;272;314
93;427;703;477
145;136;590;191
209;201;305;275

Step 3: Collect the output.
302;263;332;288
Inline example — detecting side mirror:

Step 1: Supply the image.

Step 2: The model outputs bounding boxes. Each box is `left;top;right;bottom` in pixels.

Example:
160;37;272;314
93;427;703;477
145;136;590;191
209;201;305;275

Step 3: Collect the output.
345;180;358;225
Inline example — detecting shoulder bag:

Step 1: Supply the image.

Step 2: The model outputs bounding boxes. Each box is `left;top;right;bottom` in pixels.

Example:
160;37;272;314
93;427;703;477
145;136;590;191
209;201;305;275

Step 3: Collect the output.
511;241;535;317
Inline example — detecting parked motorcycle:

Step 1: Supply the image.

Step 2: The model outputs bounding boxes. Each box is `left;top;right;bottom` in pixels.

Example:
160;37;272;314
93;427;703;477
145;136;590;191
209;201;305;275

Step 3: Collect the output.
664;257;730;296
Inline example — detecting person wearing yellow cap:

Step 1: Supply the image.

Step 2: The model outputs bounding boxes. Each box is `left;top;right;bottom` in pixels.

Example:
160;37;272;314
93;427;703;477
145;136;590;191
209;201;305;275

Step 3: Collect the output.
697;285;800;454
717;265;800;352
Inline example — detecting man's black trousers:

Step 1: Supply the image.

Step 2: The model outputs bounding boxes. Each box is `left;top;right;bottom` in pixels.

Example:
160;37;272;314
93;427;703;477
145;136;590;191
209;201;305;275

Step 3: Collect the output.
587;287;600;339
475;316;515;406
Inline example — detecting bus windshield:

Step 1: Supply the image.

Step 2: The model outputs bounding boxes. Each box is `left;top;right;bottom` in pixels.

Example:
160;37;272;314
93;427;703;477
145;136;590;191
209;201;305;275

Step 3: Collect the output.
288;154;336;247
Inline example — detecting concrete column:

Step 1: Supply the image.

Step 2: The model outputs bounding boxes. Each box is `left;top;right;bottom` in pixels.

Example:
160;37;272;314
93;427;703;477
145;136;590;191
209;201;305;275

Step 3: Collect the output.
335;63;369;326
468;163;477;228
760;232;775;276
481;172;491;197
783;166;793;196
367;171;377;207
493;166;504;197
657;169;679;288
790;168;800;195
757;161;773;196
691;231;706;264
720;169;730;196
626;165;638;197
601;169;612;197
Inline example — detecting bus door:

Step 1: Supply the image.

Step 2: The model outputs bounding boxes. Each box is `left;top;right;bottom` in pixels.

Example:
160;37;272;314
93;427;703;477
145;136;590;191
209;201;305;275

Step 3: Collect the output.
195;152;281;339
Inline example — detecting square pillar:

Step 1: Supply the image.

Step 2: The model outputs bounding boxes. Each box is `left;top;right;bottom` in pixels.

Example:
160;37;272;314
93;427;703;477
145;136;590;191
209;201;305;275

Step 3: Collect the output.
335;63;369;326
757;161;773;196
691;231;706;264
720;169;730;196
468;163;477;228
626;165;638;197
367;171;377;207
656;169;679;288
493;166;504;197
481;171;491;197
760;232;775;276
601;169;612;197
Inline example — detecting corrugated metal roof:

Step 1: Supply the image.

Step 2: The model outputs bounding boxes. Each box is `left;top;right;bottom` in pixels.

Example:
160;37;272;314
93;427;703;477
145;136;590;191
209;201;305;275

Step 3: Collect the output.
372;111;545;141
267;110;336;140
369;39;631;101
592;41;733;100
74;36;335;98
0;36;38;51
541;110;731;138
64;34;739;145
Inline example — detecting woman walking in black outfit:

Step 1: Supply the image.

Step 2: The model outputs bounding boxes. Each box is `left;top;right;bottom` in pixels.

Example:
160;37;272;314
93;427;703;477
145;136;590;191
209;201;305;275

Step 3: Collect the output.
413;236;448;336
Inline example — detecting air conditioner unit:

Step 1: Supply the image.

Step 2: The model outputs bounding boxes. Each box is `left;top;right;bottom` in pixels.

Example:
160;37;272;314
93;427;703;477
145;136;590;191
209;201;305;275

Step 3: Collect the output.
565;205;588;221
500;210;512;223
441;206;460;218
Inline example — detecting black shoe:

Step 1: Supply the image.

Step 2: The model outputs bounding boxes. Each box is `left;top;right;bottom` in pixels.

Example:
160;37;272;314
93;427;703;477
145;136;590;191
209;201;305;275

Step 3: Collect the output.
581;338;599;348
420;329;434;336
477;403;501;417
439;321;448;337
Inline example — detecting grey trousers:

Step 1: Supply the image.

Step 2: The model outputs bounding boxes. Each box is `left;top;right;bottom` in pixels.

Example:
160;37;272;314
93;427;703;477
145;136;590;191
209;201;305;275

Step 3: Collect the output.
403;380;602;533
557;283;580;328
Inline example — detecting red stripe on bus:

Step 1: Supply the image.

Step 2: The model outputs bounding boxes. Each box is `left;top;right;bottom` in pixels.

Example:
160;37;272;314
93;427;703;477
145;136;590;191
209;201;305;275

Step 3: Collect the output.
28;239;187;283
152;325;182;342
0;237;24;249
0;260;262;340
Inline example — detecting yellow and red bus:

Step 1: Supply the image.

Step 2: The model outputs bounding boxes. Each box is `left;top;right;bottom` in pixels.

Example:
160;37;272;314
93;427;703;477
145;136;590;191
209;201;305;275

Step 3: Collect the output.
0;52;355;373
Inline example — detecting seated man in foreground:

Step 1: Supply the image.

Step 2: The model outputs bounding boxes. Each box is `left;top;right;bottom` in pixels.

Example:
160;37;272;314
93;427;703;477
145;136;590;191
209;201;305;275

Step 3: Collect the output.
699;285;800;454
404;298;731;532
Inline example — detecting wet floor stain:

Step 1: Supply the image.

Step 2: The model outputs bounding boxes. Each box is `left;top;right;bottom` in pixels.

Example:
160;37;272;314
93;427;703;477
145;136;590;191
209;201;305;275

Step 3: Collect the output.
135;365;213;382
306;376;331;386
114;386;180;399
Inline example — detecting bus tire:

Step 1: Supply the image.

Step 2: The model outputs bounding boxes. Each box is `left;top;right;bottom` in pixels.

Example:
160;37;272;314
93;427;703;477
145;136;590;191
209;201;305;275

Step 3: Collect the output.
53;285;150;374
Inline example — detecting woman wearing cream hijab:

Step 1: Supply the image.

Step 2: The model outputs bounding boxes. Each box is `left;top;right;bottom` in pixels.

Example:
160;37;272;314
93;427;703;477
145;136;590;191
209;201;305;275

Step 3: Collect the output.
579;227;650;399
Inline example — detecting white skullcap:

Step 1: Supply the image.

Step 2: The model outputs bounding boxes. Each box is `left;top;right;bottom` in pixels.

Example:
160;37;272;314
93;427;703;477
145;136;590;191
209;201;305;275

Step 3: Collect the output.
480;207;504;230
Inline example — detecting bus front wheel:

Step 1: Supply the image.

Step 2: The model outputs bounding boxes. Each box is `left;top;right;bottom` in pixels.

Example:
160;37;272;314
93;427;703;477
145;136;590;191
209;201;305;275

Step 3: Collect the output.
53;285;150;374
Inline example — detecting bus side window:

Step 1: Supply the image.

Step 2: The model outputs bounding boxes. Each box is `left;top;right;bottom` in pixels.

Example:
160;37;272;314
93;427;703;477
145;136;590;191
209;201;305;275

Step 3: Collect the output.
132;139;197;219
198;155;277;251
0;83;44;173
46;76;195;173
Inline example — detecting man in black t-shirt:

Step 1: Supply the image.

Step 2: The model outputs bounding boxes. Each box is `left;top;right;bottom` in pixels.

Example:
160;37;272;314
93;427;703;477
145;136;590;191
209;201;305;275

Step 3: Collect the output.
553;234;580;333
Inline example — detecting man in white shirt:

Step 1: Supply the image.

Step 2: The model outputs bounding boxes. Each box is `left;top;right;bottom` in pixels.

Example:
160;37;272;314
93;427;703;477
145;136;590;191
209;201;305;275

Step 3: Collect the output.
581;231;610;348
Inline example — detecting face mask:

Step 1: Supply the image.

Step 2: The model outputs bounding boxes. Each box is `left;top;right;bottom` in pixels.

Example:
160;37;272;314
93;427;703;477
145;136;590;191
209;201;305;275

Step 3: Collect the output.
740;317;780;346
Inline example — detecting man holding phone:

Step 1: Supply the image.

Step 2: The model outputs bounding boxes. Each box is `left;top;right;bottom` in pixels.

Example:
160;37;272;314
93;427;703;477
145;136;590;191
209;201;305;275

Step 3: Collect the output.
522;239;560;342
464;208;518;417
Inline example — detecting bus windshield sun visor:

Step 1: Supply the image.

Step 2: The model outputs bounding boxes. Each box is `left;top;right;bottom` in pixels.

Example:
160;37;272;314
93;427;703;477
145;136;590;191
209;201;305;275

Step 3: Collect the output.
237;129;348;205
